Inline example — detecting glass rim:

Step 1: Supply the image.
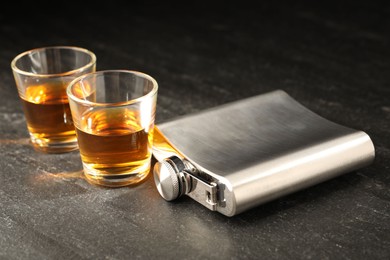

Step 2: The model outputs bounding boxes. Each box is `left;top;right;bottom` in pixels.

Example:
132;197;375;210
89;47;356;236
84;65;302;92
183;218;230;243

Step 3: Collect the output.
10;45;97;78
67;69;158;107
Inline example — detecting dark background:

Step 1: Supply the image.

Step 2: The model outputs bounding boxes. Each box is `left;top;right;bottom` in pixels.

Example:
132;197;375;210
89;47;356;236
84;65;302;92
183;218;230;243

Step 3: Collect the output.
0;1;389;259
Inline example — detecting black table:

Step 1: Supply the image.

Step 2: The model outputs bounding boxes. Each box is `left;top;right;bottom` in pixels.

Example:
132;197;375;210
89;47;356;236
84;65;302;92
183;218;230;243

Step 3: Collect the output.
1;1;389;259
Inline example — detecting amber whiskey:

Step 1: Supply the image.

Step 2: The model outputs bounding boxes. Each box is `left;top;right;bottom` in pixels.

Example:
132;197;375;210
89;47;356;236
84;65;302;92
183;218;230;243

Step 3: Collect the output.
76;107;153;186
20;82;76;152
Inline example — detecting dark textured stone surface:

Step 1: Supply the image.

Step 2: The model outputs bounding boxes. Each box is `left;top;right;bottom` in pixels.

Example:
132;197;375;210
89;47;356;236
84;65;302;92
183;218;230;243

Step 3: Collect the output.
0;1;389;259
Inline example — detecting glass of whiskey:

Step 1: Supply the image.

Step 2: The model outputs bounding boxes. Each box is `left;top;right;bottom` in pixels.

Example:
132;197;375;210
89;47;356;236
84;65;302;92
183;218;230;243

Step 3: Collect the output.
11;46;96;153
67;70;158;187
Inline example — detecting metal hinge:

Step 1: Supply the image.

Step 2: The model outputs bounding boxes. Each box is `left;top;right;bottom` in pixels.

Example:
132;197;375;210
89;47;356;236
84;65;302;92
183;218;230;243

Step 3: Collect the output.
187;177;218;211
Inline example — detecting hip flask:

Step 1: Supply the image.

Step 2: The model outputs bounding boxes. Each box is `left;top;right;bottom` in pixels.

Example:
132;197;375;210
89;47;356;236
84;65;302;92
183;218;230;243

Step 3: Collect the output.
152;90;375;217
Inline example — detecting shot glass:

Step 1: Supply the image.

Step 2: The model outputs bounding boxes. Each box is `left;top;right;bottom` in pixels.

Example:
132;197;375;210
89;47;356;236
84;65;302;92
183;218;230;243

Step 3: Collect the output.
11;46;96;153
67;70;158;187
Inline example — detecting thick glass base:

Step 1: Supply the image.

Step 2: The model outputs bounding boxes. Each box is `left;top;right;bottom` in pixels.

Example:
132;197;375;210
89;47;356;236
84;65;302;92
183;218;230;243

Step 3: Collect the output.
82;161;151;187
30;134;78;153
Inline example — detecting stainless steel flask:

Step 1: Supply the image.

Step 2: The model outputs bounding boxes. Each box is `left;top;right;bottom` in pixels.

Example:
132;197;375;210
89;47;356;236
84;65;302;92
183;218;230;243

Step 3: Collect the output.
152;90;375;216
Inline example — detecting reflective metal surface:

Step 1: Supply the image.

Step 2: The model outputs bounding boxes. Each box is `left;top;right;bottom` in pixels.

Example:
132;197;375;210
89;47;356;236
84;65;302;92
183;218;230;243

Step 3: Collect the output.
153;157;183;201
153;90;375;216
154;156;219;210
